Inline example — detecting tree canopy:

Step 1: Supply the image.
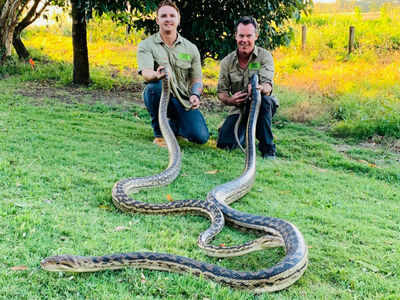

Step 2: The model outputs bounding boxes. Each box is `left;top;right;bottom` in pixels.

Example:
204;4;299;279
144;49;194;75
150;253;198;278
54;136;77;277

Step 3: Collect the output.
1;0;312;77
129;0;312;61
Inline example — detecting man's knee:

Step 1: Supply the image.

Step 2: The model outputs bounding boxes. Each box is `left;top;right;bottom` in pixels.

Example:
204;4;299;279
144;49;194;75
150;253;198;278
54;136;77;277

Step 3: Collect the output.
146;80;162;91
261;95;272;106
262;95;278;116
191;130;209;145
143;81;162;102
216;115;240;149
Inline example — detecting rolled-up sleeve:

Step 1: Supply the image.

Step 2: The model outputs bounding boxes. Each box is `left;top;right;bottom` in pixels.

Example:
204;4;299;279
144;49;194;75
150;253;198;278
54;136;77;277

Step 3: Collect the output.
217;58;230;94
137;40;154;74
190;48;202;81
259;51;274;86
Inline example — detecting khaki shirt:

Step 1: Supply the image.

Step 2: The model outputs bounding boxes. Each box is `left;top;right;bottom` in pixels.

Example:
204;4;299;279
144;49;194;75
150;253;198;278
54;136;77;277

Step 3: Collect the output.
137;32;202;109
217;46;275;114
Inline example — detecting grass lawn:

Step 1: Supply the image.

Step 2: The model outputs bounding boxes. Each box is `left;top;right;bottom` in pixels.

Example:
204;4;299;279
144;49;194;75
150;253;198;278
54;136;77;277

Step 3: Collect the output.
0;75;399;299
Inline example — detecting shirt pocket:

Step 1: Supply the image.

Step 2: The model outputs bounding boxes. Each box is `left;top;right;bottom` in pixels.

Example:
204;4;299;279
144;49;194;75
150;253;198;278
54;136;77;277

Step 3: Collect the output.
152;47;169;69
154;55;169;69
174;57;191;81
229;71;244;94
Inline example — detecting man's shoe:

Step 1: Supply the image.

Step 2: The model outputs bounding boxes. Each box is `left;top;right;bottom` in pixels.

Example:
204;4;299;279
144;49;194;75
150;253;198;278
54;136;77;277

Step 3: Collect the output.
153;137;167;148
176;135;189;142
262;151;276;160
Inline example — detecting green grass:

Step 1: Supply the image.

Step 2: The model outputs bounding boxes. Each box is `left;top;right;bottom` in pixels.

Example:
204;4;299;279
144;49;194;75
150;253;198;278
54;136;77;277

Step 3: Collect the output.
0;50;138;91
273;7;400;140
1;71;399;299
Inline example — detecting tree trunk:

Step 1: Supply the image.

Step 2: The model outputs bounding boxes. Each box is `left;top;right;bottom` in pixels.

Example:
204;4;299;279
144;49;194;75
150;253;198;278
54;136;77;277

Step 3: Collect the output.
12;27;29;60
12;0;50;61
0;27;14;64
71;0;90;85
0;0;23;64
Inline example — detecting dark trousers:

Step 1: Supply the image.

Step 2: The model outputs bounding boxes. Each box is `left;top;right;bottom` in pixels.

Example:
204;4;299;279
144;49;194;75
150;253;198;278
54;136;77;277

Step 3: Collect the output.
217;95;277;155
143;80;209;144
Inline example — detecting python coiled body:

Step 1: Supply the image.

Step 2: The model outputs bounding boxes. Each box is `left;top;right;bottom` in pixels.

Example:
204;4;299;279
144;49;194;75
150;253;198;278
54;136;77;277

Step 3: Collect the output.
41;71;308;293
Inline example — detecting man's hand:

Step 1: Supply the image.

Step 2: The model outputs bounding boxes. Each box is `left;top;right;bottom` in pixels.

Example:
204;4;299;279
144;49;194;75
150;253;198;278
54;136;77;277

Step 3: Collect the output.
141;66;167;82
189;95;201;109
261;82;272;95
228;91;248;106
247;82;272;96
155;66;167;80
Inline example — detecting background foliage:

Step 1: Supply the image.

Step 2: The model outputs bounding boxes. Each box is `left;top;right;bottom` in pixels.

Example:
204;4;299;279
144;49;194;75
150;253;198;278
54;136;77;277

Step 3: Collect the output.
16;5;400;140
130;0;312;60
273;6;400;138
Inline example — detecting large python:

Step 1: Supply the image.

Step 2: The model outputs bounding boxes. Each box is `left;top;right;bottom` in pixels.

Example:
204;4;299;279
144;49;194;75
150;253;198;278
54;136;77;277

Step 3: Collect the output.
41;70;308;293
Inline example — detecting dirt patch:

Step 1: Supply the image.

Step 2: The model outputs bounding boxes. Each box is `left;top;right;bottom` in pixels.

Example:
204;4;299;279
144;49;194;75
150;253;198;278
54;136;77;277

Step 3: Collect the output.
281;100;330;123
16;80;225;112
17;81;145;109
361;135;400;155
335;136;400;165
13;80;400;162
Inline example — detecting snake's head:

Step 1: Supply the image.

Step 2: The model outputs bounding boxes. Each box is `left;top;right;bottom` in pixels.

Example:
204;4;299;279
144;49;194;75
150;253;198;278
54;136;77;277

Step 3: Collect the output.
40;255;77;272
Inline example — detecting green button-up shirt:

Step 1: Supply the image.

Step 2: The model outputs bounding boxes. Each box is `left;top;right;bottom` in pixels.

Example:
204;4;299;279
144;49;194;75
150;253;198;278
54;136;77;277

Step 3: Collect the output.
217;46;275;114
137;32;202;109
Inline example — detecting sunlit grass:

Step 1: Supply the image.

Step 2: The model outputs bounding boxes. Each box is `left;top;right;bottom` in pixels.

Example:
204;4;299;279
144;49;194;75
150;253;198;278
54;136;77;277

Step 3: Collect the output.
273;8;400;138
24;32;138;71
274;7;400;97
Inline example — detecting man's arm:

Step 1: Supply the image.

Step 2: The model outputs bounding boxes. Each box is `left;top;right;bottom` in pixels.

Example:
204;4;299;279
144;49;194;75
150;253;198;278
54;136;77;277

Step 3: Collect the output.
217;58;248;106
188;48;203;109
189;79;202;109
141;66;166;83
137;39;166;83
259;50;274;95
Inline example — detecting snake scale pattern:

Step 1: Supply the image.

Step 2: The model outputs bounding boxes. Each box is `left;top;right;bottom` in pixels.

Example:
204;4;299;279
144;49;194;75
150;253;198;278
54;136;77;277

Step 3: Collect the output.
41;70;308;293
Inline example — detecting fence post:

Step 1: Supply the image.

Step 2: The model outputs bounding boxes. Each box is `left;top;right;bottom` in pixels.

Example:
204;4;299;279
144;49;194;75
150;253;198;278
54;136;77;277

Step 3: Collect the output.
301;25;307;51
348;26;355;54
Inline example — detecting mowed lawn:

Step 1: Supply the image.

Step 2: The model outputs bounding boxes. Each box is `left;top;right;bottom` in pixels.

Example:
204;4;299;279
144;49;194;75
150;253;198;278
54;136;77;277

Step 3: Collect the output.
0;75;399;299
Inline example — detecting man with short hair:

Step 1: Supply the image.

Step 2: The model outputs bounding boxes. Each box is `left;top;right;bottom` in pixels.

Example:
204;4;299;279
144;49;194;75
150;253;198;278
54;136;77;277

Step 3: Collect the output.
137;0;209;147
217;16;278;159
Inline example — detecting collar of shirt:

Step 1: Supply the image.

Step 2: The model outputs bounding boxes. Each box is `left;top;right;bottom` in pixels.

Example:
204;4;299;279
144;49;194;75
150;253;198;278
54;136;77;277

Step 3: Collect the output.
155;32;183;47
233;46;260;70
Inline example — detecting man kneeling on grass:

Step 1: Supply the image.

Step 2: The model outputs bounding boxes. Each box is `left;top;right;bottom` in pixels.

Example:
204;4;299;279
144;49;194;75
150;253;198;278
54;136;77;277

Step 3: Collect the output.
216;16;279;159
137;0;209;147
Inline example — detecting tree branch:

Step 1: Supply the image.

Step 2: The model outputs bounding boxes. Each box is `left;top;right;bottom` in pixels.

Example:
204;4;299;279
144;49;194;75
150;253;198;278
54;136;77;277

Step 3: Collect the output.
17;0;49;31
15;0;30;19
